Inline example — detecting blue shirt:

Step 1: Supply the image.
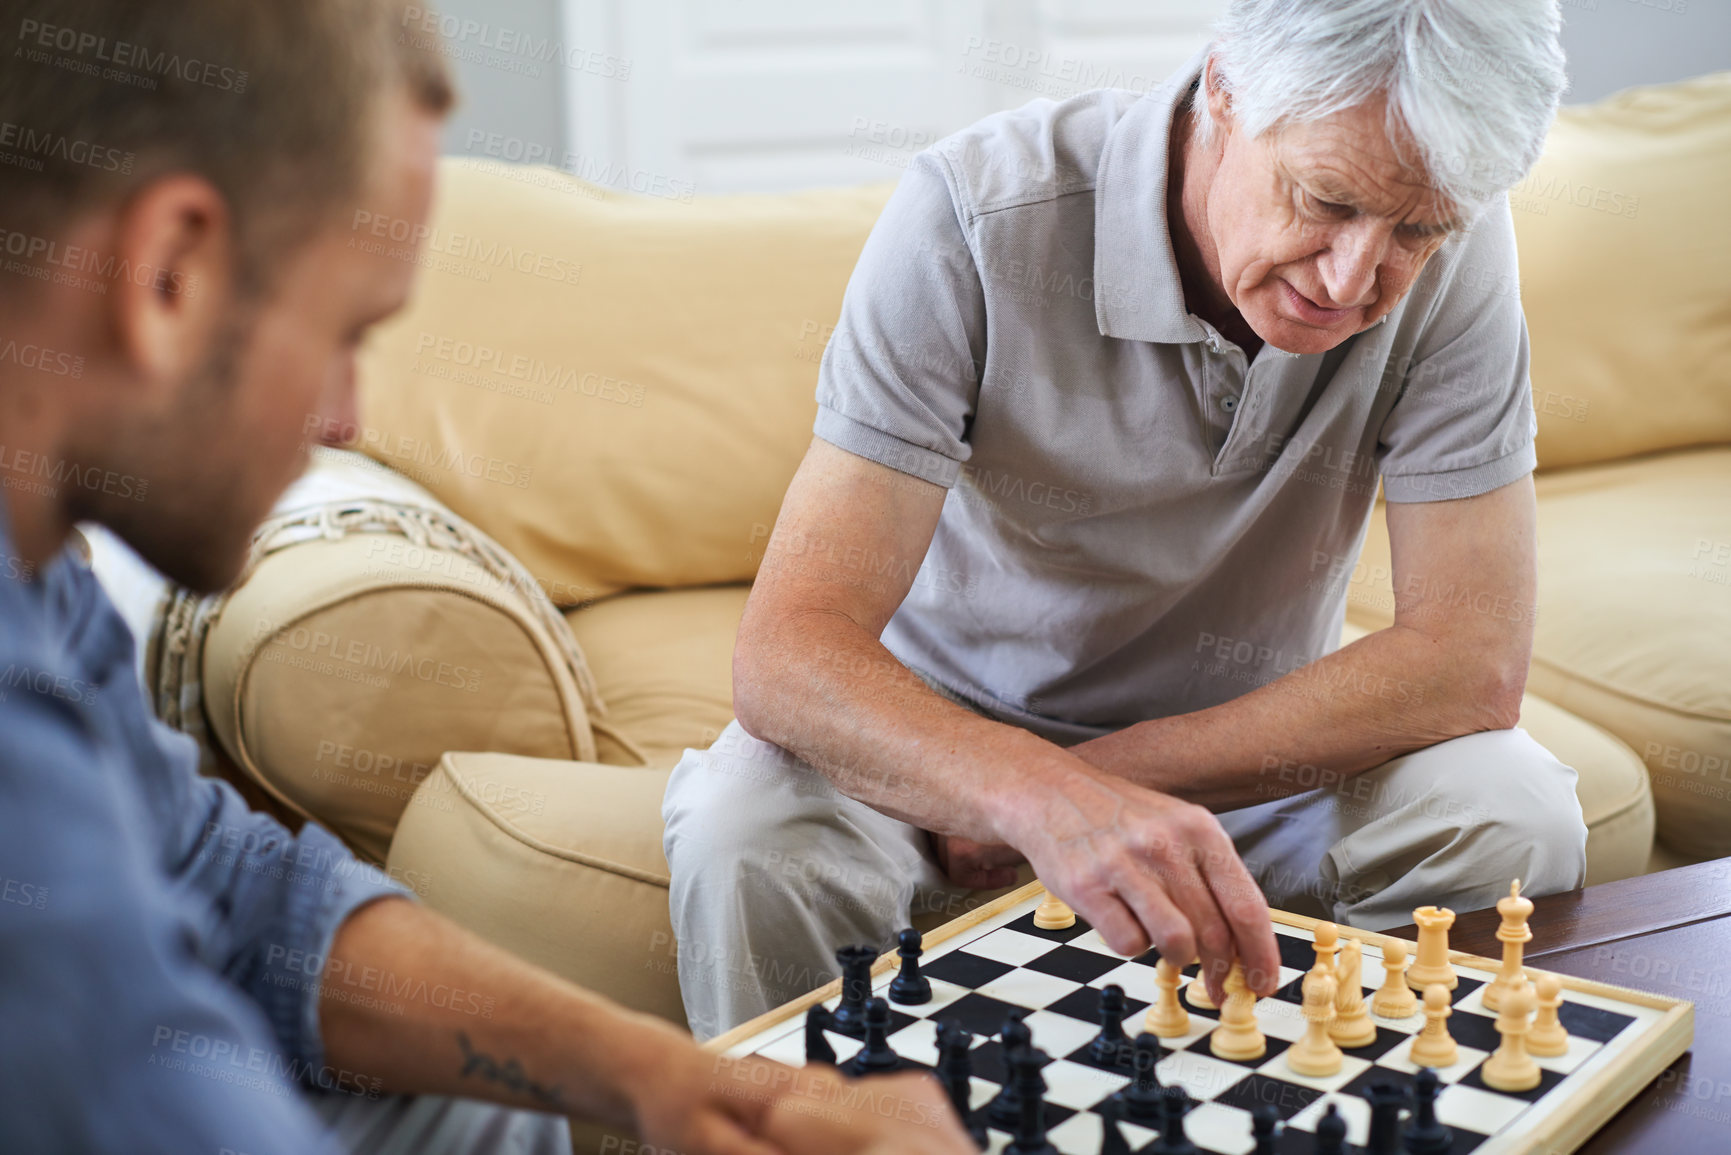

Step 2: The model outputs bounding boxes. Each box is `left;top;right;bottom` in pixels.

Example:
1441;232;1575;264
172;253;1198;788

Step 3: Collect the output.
0;505;409;1152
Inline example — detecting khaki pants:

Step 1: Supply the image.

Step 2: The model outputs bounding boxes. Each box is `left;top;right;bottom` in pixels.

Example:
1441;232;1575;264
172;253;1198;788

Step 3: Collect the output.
663;721;1587;1040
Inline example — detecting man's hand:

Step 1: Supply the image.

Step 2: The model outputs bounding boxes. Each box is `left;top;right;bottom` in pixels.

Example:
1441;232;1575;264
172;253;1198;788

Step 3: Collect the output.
999;761;1281;1003
930;832;1024;890
760;1066;974;1154
629;1043;972;1155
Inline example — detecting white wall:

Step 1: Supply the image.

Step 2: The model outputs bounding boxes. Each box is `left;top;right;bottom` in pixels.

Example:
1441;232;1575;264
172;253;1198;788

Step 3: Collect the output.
430;0;1730;194
1558;0;1730;103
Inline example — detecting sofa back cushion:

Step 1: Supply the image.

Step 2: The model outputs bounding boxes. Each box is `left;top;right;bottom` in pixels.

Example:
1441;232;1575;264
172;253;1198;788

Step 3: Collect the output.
354;160;894;603
1516;71;1731;470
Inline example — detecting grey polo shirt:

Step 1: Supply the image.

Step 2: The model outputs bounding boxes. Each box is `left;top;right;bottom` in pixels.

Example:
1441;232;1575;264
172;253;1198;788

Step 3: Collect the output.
812;50;1536;747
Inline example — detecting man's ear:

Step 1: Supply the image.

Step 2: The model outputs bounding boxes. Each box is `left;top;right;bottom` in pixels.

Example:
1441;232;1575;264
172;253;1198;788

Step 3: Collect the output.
108;175;234;400
1202;54;1234;135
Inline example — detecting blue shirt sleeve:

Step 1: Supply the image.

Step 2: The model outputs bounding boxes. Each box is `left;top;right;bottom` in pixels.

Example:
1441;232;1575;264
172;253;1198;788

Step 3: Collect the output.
0;551;410;1150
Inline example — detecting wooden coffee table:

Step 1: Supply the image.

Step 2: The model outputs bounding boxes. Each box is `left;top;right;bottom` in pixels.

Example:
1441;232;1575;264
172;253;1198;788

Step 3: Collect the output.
1388;856;1731;1153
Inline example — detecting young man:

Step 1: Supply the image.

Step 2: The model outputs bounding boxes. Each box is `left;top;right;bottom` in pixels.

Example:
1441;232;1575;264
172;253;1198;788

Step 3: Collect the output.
0;3;969;1153
666;0;1591;1038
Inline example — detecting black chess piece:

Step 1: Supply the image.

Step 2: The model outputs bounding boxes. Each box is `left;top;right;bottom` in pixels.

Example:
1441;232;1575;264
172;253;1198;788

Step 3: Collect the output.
831;944;877;1038
1148;1086;1198;1155
1098;1097;1132;1155
888;928;932;1005
936;1020;987;1150
1403;1066;1453;1155
845;996;901;1076
1364;1080;1408;1154
987;1012;1035;1127
1087;984;1132;1068
1315;1102;1348;1155
804;1004;836;1065
1005;1046;1058;1155
1249;1103;1280;1155
1113;1032;1164;1125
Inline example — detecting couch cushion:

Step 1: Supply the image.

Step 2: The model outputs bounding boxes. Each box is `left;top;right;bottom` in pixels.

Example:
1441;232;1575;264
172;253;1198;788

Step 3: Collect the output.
1513;71;1731;470
386;752;682;1027
193;450;599;862
1345;449;1730;858
354;159;894;604
1338;620;1654;884
564;585;749;768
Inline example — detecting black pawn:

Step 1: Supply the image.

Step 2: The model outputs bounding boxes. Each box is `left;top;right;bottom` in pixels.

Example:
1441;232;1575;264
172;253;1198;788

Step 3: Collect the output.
936;1020;987;1150
987;1012;1035;1127
1403;1066;1452;1155
1005;1047;1057;1155
1315;1102;1348;1155
804;1004;836;1065
831;944;876;1038
889;928;932;1005
1250;1103;1280;1155
1114;1032;1164;1125
1098;1099;1132;1155
1148;1086;1198;1155
1364;1080;1408;1154
846;996;901;1076
1087;984;1132;1068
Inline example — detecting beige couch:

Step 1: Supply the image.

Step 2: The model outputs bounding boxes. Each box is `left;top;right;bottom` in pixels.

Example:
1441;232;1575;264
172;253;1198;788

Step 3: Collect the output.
138;75;1729;1069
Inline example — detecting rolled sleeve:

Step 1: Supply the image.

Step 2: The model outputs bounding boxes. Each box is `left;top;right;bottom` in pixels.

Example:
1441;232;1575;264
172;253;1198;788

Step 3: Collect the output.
179;769;411;1075
1377;198;1539;503
813;151;987;486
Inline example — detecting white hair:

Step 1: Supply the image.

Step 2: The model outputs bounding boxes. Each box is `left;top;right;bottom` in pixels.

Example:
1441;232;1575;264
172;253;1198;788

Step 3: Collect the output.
1194;0;1567;217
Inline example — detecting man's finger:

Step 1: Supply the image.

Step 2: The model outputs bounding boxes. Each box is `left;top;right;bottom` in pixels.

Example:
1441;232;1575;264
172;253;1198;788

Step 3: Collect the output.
1201;836;1280;996
1072;888;1155;958
1110;868;1194;965
1158;862;1237;1005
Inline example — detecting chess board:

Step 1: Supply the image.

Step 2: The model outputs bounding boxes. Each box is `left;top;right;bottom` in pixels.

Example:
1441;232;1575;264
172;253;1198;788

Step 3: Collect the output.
711;882;1694;1154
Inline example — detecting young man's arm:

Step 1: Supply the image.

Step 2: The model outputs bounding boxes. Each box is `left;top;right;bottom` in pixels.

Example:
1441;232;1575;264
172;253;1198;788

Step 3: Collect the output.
318;896;972;1154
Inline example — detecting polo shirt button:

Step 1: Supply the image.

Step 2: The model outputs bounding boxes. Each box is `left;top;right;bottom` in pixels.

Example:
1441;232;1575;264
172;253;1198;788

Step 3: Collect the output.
1220;395;1239;413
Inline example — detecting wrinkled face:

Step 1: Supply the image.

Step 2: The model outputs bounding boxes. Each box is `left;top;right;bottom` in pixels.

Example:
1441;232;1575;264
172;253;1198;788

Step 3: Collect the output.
98;92;440;592
1203;91;1457;355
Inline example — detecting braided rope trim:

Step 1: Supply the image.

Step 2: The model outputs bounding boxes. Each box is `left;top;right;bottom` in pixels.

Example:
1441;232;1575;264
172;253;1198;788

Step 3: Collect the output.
153;497;632;769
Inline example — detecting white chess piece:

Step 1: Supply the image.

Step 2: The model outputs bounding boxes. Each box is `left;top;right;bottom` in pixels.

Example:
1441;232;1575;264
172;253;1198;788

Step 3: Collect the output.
1210;963;1267;1061
1528;974;1569;1058
1287;969;1343;1077
1145;958;1190;1038
1372;939;1418;1018
1408;983;1459;1069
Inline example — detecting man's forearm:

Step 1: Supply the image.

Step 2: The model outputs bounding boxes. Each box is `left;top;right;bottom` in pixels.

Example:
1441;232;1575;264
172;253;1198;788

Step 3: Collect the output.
1074;623;1522;810
317;896;678;1127
734;607;1090;845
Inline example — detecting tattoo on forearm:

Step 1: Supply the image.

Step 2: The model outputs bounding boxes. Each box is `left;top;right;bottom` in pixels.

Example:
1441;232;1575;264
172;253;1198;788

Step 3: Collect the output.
455;1031;567;1109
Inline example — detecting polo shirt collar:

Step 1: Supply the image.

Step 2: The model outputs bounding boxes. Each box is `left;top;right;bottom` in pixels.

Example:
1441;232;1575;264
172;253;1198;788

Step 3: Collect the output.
1093;48;1211;345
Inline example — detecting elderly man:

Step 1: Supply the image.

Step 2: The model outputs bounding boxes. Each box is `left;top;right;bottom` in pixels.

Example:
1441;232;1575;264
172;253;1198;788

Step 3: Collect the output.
665;0;1588;1038
0;2;971;1153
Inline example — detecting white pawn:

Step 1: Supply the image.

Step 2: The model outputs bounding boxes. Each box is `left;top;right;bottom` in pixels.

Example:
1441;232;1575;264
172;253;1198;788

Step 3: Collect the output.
1311;921;1340;977
1372;940;1418;1019
1210;962;1267;1061
1483;984;1542;1092
1034;889;1076;930
1287;969;1343;1078
1145;958;1190;1038
1408;983;1458;1069
1184;961;1217;1010
1529;974;1570;1058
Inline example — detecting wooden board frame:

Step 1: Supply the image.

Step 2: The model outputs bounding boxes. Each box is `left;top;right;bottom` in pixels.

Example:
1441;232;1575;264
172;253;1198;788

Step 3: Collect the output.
707;881;1696;1155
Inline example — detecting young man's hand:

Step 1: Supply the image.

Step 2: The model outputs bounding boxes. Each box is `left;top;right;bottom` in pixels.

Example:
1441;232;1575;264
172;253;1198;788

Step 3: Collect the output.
759;1065;974;1154
629;1037;972;1154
